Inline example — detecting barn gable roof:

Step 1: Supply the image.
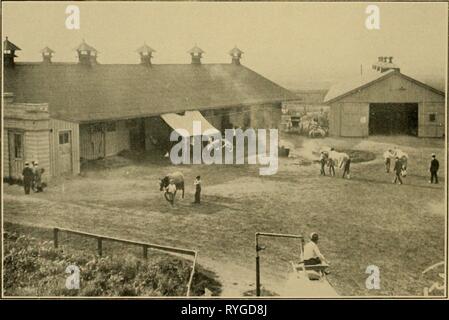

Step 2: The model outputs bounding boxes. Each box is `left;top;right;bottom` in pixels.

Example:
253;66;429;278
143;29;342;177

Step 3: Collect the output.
4;63;297;123
324;70;445;104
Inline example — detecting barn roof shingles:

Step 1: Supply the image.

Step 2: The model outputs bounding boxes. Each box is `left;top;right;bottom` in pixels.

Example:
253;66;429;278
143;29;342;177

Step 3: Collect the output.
4;63;297;123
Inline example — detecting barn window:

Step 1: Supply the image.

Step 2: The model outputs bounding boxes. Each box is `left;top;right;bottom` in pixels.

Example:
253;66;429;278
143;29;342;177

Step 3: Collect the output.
13;133;23;159
59;132;70;144
429;113;437;122
106;122;116;132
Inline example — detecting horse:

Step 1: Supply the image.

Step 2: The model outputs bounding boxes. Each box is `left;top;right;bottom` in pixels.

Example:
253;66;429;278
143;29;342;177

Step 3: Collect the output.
329;150;350;168
159;171;185;202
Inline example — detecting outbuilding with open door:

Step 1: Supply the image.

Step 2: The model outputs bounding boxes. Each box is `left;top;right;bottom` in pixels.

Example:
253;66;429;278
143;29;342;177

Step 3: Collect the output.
325;59;445;138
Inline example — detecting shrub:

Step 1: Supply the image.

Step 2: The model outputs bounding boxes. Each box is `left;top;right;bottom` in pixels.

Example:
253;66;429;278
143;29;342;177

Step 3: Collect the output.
4;230;221;297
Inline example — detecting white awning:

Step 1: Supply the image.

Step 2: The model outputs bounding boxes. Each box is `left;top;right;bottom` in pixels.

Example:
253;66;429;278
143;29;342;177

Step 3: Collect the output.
161;110;221;137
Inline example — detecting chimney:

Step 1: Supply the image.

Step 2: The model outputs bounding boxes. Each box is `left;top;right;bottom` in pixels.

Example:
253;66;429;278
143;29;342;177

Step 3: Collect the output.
3;37;21;67
188;45;204;65
136;43;156;66
388;56;393;63
75;40;98;65
229;46;244;65
41;47;55;64
373;56;400;73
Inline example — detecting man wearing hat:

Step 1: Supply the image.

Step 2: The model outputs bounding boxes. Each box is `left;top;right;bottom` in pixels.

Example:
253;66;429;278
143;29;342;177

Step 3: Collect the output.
429;153;439;184
21;162;34;195
303;232;329;267
33;161;45;192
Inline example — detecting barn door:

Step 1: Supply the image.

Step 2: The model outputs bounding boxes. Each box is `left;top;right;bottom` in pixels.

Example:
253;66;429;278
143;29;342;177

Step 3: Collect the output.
8;131;25;179
58;131;72;174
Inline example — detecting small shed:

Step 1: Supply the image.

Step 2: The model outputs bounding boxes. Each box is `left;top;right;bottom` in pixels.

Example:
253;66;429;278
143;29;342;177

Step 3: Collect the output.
325;69;445;137
3;96;80;182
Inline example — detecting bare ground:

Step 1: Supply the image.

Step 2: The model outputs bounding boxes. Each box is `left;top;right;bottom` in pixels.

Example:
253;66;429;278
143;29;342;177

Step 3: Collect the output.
3;135;446;296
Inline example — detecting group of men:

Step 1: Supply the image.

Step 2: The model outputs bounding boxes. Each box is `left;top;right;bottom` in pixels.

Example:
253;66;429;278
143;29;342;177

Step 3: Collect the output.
383;148;439;185
165;176;202;206
319;148;351;179
21;161;45;195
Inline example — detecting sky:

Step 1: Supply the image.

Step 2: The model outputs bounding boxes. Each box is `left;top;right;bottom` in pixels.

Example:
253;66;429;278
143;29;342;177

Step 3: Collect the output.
3;1;447;90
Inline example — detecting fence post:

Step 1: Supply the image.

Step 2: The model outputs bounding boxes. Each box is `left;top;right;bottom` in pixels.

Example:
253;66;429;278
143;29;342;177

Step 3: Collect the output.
143;246;148;259
53;228;59;248
97;237;103;257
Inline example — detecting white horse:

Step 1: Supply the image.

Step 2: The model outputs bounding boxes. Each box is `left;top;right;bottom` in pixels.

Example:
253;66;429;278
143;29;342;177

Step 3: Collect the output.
329;150;350;168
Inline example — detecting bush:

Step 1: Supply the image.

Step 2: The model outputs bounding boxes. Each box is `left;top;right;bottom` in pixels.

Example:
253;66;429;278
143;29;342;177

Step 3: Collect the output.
4;230;221;297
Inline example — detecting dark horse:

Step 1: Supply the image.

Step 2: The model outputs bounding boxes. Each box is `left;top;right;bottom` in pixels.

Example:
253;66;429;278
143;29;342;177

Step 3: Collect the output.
159;171;185;202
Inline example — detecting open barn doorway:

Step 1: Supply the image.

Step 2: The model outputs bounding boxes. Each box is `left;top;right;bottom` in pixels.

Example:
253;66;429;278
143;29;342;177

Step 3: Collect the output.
369;103;418;136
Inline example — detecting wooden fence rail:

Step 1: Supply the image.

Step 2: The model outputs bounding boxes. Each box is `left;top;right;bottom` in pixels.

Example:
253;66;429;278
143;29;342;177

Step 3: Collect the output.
53;227;198;296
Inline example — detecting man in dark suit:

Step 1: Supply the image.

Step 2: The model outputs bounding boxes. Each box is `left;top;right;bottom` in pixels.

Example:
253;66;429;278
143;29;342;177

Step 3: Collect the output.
392;157;403;185
429;153;439;184
22;162;34;195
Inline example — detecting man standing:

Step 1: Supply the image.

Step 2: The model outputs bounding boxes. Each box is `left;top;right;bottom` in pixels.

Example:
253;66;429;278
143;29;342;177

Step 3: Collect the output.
33;161;44;192
22;162;34;195
342;158;351;179
193;176;201;204
429;153;439;184
383;149;394;173
392;157;403;185
328;158;335;176
319;151;327;176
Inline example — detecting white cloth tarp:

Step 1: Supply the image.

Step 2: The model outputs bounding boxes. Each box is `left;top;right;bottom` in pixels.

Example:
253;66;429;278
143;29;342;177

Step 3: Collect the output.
160;110;221;137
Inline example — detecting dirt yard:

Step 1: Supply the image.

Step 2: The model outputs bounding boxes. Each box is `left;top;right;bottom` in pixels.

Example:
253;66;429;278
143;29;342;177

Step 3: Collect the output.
3;134;446;296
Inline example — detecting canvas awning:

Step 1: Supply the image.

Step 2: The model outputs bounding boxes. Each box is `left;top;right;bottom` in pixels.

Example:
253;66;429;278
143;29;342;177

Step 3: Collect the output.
160;110;221;137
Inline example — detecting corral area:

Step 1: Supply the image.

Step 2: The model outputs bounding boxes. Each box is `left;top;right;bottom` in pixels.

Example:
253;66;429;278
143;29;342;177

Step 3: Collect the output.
3;135;445;296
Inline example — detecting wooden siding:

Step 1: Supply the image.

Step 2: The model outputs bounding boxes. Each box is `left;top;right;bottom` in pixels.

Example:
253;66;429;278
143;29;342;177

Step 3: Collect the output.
25;130;51;180
3;129;10;178
340;103;369;137
105;120;130;157
418;102;445;137
329;104;341;136
328;72;445;137
3;103;51;179
80;121;131;160
49;119;80;176
80;123;104;160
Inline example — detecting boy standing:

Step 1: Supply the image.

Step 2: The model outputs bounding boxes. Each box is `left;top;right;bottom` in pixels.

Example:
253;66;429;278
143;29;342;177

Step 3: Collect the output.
165;180;177;206
194;176;201;204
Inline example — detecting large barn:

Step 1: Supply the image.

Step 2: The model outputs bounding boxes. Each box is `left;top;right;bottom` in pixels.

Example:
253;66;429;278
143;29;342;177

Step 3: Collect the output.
325;57;445;138
3;38;297;182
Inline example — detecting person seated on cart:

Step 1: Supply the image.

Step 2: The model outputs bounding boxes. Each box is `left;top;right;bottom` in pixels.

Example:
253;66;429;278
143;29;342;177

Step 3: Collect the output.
303;232;330;273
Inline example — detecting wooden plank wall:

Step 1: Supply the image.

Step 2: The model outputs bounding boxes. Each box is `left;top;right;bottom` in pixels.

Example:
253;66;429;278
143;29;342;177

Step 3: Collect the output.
3;129;10;178
105;120;131;157
418;102;445;137
25;130;51;180
49;119;80;176
4;117;51;180
340;103;369;137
